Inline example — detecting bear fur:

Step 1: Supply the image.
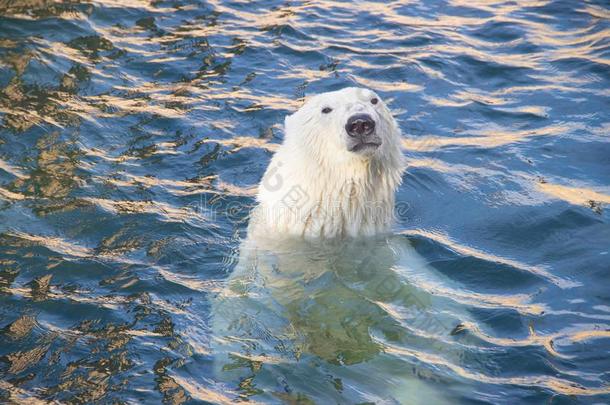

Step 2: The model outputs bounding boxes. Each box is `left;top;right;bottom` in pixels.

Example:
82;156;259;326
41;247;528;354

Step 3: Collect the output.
249;87;405;239
210;88;458;403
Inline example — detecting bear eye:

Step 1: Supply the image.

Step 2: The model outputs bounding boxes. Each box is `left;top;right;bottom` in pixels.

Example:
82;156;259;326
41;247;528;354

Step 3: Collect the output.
371;97;379;105
322;107;332;114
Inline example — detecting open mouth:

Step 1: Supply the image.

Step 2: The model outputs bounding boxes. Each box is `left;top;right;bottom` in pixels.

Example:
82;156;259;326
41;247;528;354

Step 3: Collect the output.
349;142;381;152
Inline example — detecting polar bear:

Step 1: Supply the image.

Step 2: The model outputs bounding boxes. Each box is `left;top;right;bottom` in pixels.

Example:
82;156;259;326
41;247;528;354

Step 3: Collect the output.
249;86;405;239
210;88;461;404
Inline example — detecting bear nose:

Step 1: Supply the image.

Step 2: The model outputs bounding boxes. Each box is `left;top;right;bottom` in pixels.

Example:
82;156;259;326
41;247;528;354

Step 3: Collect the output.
345;114;375;137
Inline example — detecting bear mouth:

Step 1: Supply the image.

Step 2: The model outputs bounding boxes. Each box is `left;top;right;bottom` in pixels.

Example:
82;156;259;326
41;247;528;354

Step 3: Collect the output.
349;142;381;153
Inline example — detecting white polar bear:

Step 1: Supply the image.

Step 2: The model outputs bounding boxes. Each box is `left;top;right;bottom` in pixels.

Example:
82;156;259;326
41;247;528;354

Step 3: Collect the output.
249;87;405;239
210;88;463;404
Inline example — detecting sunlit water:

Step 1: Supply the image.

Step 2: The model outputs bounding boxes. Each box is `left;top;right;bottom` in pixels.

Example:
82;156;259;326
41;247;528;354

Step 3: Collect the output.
1;0;609;403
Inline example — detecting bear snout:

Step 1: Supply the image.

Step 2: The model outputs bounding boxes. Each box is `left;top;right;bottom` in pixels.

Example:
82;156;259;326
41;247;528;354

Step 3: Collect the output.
345;114;375;137
345;113;381;153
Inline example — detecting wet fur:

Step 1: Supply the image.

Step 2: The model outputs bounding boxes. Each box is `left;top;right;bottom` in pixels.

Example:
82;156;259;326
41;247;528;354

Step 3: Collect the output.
250;87;405;239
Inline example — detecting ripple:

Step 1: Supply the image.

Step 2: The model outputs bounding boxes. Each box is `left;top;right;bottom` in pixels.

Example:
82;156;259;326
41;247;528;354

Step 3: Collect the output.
401;229;579;289
381;338;610;397
3;231;92;259
84;197;212;225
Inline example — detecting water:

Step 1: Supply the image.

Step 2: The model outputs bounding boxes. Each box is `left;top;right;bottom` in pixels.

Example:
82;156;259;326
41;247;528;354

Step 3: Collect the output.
0;0;609;403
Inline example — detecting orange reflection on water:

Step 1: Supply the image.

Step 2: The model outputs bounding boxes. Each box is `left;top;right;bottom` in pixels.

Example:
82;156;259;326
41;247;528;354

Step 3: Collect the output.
538;182;610;206
403;121;579;151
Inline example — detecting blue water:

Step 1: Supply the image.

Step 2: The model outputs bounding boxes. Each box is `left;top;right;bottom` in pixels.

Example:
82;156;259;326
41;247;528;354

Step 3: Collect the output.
1;0;609;403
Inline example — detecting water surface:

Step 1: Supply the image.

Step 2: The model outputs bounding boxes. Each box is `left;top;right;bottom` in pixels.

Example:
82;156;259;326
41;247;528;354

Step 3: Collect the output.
0;0;609;403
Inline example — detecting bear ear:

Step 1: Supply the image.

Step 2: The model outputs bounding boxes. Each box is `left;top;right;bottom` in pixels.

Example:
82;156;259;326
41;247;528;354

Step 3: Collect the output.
284;111;294;125
283;112;295;138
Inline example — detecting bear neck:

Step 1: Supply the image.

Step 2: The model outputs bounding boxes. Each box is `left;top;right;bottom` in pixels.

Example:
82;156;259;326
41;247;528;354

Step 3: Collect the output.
253;143;403;239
